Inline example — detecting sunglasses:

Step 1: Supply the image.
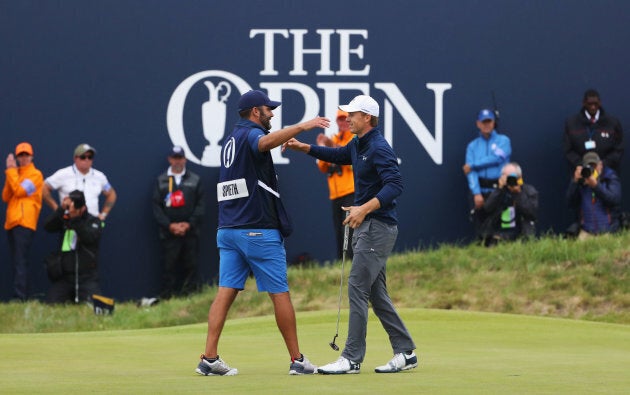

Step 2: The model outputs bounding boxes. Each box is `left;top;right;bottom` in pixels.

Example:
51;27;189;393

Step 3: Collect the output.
77;155;94;160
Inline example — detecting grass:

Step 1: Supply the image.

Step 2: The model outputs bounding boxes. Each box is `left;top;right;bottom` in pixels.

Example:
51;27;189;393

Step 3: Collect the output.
0;232;629;333
1;309;628;394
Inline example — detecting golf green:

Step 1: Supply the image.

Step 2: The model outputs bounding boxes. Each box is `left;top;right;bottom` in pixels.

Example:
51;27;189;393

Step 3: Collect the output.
1;309;628;394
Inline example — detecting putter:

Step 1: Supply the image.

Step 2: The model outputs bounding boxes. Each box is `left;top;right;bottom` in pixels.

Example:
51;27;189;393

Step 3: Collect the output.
330;214;350;351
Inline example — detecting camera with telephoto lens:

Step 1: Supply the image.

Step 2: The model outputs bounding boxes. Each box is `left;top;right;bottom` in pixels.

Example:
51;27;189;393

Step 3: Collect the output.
327;164;343;177
506;175;519;187
581;165;593;179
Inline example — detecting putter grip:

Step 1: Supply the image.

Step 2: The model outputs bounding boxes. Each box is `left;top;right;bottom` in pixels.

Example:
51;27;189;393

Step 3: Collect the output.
343;212;350;252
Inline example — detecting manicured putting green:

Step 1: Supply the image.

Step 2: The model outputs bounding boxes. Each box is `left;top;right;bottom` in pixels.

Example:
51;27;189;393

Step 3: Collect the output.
1;309;628;394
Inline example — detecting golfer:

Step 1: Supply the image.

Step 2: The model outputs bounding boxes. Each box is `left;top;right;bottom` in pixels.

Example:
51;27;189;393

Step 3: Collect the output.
283;95;417;374
195;90;329;376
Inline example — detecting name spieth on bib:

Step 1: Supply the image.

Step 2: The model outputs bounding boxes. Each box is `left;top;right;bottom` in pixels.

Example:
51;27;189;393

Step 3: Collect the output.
217;178;249;201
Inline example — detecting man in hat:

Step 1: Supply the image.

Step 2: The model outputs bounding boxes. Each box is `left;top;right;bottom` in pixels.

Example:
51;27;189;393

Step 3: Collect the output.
195;90;329;376
43;143;117;221
481;162;538;246
3;142;44;300
44;190;103;303
462;109;512;242
283;94;417;375
564;89;623;174
566;151;621;239
315;109;355;260
152;145;205;299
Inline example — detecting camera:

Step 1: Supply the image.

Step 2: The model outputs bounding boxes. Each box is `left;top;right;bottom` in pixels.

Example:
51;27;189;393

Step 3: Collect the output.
581;165;593;179
327;164;343;177
506;175;518;187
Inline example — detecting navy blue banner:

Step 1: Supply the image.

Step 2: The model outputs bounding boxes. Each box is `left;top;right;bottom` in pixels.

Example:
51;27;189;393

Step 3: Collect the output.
1;1;629;300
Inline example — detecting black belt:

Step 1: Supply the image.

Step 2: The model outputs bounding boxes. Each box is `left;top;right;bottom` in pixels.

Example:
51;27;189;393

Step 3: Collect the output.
478;178;499;189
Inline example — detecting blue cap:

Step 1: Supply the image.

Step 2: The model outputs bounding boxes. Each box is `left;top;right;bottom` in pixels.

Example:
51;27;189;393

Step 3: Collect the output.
477;109;495;121
237;90;281;112
169;145;185;157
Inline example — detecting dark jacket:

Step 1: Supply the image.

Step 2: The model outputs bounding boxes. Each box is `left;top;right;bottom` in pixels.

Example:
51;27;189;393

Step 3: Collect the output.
482;184;538;240
44;207;102;275
152;170;204;239
309;128;403;225
566;166;621;234
563;107;623;172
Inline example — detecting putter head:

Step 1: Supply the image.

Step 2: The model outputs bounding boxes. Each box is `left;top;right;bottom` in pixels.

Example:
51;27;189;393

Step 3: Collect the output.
329;342;339;351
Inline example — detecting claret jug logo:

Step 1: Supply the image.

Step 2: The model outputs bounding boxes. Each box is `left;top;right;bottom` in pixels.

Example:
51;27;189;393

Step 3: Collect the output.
167;29;452;167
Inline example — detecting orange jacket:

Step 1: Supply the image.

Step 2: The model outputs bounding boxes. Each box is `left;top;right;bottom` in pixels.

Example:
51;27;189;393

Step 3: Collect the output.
316;130;355;200
3;163;44;230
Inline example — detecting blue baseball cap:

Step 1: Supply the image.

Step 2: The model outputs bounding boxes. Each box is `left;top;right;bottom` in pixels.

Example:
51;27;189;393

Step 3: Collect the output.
477;109;495;121
237;90;281;111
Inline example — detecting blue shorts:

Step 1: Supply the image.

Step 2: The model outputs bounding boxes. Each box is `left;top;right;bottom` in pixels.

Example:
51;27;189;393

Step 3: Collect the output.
217;228;289;293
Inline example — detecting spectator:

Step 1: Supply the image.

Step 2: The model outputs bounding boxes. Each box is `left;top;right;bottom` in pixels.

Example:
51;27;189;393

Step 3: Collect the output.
43;143;117;221
481;162;538;246
2;142;44;301
152;145;204;299
564;89;623;174
44;190;103;303
315;109;355;260
283;94;417;375
195;90;329;376
566;152;621;240
462;109;512;241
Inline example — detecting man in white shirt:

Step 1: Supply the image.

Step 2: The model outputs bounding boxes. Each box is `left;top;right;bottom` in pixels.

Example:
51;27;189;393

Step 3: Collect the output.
43;143;117;221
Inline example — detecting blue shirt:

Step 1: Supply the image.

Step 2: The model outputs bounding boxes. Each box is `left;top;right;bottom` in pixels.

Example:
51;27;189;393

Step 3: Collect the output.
465;130;512;194
309;128;403;225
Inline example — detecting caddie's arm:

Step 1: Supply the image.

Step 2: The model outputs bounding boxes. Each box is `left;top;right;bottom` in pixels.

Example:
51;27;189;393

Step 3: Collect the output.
258;117;329;152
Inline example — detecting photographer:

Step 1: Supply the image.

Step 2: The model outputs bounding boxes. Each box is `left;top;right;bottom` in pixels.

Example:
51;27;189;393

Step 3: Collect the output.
44;190;103;304
566;152;621;239
481;162;538;246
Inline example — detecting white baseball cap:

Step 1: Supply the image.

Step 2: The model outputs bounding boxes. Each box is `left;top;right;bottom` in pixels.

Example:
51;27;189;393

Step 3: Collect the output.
339;95;379;117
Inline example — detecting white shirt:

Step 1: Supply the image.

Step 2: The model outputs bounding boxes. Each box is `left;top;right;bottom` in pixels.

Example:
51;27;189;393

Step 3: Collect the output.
45;164;112;216
167;166;186;186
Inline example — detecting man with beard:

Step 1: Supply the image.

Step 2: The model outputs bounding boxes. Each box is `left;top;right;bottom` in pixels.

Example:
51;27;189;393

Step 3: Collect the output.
195;90;329;376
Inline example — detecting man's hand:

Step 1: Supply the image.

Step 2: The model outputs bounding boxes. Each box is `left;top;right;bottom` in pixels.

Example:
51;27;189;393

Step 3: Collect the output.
342;198;380;229
282;138;311;153
584;175;598;188
473;194;484;209
302;116;331;131
573;166;583;183
169;222;190;236
316;133;333;147
462;163;471;175
6;153;16;169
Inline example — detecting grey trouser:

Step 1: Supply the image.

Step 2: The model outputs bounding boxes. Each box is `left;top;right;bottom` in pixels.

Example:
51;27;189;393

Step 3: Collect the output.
341;218;416;363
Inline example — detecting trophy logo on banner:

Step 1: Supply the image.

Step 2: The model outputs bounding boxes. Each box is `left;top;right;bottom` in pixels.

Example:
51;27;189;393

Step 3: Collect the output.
166;70;252;167
201;81;231;166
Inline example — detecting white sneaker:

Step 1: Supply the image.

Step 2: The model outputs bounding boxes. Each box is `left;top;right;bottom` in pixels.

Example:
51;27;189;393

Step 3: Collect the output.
195;355;238;376
317;356;360;375
289;355;317;375
374;351;418;373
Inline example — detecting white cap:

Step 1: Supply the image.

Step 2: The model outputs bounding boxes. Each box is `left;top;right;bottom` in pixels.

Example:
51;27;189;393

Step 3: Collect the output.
339;95;379;117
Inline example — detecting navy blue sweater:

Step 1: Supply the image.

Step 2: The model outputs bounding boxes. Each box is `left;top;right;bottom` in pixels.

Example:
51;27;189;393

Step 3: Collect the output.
309;128;403;225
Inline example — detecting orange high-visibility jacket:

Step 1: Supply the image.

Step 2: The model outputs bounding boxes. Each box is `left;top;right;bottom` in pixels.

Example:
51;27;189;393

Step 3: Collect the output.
3;163;44;231
316;130;355;200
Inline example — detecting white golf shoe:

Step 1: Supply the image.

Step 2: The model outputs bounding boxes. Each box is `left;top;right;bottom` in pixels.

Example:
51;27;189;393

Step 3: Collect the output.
317;356;361;374
374;351;418;373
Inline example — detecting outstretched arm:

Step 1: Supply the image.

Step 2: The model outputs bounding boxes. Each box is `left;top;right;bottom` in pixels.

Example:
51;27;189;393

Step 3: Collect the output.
258;117;329;152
